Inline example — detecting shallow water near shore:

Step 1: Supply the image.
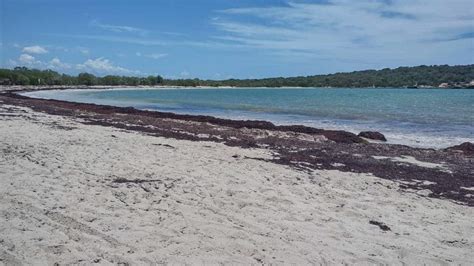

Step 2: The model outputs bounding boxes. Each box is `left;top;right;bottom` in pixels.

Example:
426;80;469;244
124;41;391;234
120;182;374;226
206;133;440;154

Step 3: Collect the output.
23;87;474;148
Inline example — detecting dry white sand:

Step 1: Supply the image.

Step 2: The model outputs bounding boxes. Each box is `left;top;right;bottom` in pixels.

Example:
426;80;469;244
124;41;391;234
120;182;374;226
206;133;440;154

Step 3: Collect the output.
0;105;473;265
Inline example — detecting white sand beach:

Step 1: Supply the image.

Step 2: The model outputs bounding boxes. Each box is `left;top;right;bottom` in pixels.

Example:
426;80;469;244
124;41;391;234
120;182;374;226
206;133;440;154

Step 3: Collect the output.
0;105;473;265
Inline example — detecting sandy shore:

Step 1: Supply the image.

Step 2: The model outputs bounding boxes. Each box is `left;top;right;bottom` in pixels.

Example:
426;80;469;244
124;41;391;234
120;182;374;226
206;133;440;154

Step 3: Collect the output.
1;101;473;264
0;85;240;93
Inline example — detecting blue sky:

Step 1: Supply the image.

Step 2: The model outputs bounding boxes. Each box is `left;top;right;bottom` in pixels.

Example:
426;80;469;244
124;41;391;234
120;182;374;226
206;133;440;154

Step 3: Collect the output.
1;0;473;79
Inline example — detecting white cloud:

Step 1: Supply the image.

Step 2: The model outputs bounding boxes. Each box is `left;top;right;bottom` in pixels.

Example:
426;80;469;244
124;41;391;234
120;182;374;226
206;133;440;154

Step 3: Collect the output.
136;52;142;57
17;54;72;70
91;20;148;35
19;54;37;64
22;45;48;54
77;57;139;75
48;57;71;69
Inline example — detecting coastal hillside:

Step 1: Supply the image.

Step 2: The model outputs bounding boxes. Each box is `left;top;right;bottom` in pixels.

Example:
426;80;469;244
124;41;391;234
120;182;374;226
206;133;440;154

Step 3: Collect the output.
180;65;474;88
1;64;473;88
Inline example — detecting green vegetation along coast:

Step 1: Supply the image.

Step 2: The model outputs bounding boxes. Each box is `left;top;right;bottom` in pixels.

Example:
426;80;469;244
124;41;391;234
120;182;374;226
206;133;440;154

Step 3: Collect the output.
1;64;473;88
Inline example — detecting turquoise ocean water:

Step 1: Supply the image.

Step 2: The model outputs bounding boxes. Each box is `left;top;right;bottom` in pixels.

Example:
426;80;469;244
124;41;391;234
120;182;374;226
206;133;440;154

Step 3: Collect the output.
24;88;474;148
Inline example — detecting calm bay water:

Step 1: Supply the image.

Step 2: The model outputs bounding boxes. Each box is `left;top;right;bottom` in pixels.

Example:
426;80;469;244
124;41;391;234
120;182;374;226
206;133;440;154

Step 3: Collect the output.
24;88;474;148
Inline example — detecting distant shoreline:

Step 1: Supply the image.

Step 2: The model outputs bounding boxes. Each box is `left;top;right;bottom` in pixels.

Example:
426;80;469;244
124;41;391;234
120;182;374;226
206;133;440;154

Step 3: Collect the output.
2;84;473;93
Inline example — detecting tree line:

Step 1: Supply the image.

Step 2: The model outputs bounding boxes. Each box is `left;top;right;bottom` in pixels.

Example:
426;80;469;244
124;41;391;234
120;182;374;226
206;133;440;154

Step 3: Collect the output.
0;67;164;86
1;65;473;88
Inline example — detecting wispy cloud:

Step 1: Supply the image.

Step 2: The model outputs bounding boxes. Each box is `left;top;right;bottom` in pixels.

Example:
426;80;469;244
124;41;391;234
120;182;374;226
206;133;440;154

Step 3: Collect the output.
432;31;474;42
136;52;168;59
22;45;48;54
51;34;168;46
90;20;149;36
48;33;245;50
147;53;168;59
77;46;90;55
213;0;474;63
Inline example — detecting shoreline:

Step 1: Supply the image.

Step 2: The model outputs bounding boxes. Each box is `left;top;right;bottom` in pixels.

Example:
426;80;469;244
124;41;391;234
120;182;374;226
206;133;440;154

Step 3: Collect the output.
19;86;474;149
3;84;472;93
1;90;473;206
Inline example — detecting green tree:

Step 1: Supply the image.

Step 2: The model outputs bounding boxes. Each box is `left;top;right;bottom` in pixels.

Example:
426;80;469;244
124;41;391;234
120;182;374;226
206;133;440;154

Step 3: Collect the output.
156;75;164;84
15;74;30;85
145;76;157;85
77;73;97;86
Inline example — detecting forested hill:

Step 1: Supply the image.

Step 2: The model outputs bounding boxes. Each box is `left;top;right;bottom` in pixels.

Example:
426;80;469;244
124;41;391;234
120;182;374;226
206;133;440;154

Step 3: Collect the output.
175;65;474;88
1;64;473;88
